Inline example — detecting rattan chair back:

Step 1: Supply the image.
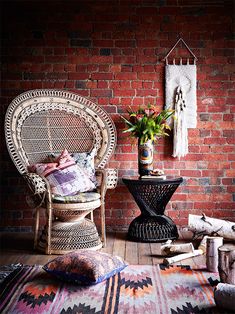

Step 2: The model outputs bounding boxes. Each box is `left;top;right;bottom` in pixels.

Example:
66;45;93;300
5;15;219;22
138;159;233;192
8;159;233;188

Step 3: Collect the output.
5;89;116;173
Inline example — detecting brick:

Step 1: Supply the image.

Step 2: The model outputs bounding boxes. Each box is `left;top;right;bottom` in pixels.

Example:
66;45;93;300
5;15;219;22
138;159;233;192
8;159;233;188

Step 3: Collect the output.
45;56;68;63
131;81;142;89
137;73;158;80
119;81;131;89
97;81;108;88
90;89;112;97
91;73;113;80
180;170;202;177
100;48;111;55
204;138;227;145
68;73;89;80
121;65;133;72
143;82;153;89
90;56;113;64
67;56;90;64
110;64;121;73
115;40;136;48
113;56;137;64
114;90;135;97
136;89;157;97
115;72;137;80
137;55;158;64
138;40;159;47
132;97;144;106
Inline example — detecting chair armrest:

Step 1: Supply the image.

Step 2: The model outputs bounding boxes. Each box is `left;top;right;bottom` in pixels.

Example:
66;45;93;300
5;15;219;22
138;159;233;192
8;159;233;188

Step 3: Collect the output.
23;172;48;194
23;173;52;209
95;168;118;190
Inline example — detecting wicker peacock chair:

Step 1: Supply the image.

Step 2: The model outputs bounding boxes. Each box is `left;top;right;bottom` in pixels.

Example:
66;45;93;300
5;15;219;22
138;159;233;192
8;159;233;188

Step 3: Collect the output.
5;89;117;254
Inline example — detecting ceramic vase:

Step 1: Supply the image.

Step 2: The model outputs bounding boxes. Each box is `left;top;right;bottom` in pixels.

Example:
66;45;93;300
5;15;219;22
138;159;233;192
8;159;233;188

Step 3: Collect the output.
138;139;153;176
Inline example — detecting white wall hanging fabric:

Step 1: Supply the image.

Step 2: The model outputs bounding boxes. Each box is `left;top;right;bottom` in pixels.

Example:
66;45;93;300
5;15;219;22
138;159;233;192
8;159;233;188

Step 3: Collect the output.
165;64;197;129
163;38;198;159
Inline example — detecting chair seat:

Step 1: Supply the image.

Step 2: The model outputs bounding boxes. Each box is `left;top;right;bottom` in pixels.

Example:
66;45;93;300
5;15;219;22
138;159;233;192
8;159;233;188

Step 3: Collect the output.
52;191;101;204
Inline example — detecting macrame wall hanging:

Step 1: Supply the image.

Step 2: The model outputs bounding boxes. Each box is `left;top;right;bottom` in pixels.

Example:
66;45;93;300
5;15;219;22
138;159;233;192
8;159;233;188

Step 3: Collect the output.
163;38;197;159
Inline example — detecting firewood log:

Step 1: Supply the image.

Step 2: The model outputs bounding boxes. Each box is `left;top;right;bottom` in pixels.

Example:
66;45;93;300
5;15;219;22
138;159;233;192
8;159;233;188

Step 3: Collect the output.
218;245;235;284
198;235;208;253
206;237;223;272
163;250;203;265
188;214;235;240
161;242;194;255
214;283;235;311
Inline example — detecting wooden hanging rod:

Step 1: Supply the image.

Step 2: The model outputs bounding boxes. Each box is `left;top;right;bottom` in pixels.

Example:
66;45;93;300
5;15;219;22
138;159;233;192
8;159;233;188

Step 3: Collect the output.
163;38;198;62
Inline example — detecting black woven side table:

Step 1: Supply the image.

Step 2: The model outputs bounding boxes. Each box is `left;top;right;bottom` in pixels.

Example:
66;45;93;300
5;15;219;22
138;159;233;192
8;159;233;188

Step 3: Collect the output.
123;177;183;242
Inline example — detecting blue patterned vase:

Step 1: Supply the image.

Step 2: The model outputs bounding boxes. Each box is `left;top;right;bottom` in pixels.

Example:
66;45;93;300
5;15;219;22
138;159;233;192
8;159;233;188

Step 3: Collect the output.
138;139;153;176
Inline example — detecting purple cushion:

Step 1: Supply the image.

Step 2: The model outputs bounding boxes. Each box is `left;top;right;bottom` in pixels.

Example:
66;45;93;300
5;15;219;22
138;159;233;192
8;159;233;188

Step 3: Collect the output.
28;149;95;196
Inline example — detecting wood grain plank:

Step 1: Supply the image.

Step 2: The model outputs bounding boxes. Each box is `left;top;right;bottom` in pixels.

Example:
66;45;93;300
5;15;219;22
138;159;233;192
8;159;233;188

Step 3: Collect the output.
101;232;115;255
138;242;152;265
125;240;138;264
150;242;164;265
112;232;126;260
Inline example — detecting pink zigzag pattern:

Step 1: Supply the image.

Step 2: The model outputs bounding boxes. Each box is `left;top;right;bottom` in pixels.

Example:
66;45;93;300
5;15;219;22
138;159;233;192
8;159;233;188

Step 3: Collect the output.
120;271;151;282
118;300;158;314
167;285;205;302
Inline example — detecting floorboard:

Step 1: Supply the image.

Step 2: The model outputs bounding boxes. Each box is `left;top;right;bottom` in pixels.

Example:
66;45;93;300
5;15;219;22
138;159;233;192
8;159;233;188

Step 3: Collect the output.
125;240;138;264
138;242;152;265
112;232;126;260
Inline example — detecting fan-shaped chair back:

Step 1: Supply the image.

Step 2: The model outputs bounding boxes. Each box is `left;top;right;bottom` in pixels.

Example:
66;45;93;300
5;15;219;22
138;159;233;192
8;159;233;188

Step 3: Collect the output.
5;89;116;173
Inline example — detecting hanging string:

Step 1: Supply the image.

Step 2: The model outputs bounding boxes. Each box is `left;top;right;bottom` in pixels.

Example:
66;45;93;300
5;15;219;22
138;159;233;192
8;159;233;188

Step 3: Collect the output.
163;38;197;65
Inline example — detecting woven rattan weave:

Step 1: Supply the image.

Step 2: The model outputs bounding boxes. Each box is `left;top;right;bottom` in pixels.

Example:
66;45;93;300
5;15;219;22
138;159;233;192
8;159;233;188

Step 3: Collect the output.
38;220;102;254
5;89;117;254
123;177;183;242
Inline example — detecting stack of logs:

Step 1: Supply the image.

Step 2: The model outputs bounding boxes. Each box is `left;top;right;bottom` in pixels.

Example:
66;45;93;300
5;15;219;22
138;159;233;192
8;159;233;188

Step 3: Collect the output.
161;214;235;311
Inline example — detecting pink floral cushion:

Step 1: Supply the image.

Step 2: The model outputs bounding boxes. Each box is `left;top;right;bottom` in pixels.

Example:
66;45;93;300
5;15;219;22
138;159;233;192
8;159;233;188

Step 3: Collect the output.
43;250;128;285
28;149;95;196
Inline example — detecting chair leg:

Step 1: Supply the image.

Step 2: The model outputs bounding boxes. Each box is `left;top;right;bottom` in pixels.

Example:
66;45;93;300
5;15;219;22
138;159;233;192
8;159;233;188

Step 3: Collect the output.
46;201;53;255
100;202;106;247
34;208;40;249
90;211;94;222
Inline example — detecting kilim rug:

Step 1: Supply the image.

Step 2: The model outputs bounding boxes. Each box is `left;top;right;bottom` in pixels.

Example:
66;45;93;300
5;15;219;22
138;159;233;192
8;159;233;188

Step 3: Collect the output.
0;264;229;314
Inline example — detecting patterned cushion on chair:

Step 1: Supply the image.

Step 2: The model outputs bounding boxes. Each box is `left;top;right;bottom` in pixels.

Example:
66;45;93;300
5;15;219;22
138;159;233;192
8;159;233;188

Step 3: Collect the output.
43;250;128;285
28;149;95;196
72;149;97;185
52;192;100;203
48;149;97;185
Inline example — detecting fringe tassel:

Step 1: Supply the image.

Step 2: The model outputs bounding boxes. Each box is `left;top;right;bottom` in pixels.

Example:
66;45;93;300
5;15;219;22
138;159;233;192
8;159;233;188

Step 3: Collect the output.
172;86;188;159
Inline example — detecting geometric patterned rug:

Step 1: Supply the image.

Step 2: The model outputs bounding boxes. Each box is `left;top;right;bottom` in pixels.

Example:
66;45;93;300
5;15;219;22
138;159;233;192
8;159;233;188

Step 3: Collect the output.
0;264;226;314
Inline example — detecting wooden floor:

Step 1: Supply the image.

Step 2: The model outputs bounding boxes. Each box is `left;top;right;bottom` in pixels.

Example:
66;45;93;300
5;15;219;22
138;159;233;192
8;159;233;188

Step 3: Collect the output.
0;232;206;268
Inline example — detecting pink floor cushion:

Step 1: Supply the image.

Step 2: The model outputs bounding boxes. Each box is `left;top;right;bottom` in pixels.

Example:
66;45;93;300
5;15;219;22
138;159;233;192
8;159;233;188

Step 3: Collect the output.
43;250;128;285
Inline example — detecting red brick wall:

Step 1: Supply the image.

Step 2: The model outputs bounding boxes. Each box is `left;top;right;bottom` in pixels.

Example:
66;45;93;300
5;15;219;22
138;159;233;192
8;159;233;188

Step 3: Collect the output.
1;0;234;232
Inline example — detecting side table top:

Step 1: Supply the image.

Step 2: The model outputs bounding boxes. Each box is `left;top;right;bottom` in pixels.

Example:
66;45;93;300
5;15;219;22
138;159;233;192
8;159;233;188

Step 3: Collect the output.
122;176;183;185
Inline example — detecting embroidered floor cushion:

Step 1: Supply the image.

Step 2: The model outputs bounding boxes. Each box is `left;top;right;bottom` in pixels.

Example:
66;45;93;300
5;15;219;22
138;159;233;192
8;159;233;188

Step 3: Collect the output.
43;250;128;285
